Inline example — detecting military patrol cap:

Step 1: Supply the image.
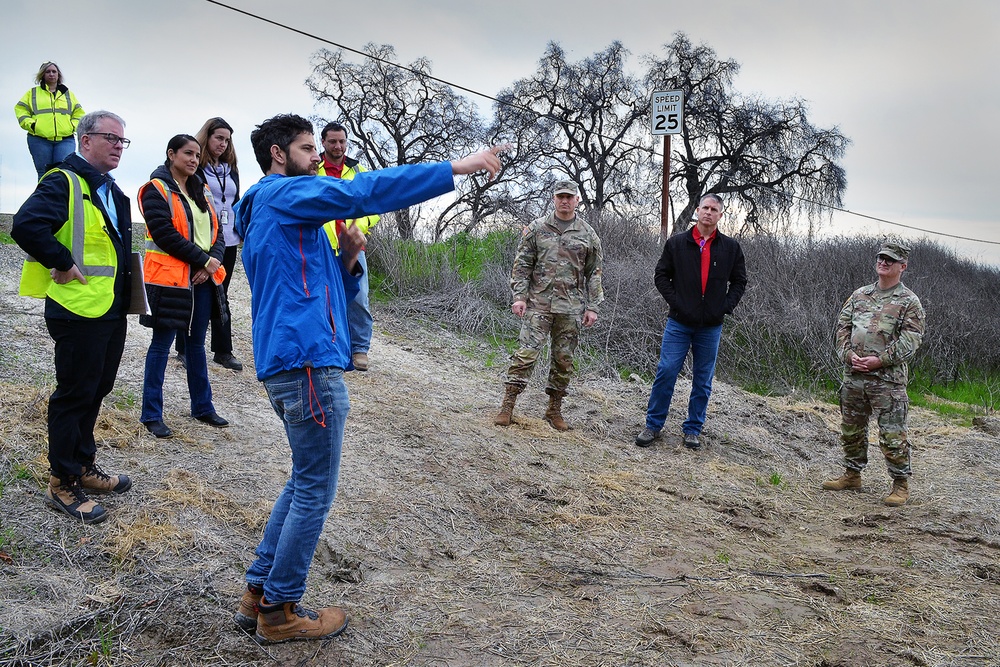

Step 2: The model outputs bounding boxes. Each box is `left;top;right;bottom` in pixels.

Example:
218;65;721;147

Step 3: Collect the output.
553;180;579;196
877;241;910;262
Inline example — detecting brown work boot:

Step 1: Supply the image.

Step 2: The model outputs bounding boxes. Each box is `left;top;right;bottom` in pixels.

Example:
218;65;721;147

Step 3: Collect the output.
45;475;107;524
493;384;522;426
352;352;369;371
234;584;264;633
883;477;910;507
544;388;569;431
255;599;349;645
821;469;862;491
81;461;132;494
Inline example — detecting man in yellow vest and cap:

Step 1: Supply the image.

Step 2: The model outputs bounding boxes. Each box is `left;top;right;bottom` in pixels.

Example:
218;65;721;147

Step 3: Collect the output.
317;122;379;371
12;110;134;524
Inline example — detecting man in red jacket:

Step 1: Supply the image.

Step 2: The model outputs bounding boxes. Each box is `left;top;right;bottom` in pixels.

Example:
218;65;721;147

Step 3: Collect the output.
635;193;747;450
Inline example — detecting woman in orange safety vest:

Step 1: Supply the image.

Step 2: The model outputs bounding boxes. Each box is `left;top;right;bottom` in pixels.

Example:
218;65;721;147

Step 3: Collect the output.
138;134;229;439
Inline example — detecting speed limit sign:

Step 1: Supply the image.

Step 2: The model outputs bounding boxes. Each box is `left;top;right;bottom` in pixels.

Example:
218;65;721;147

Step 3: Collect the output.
651;90;684;135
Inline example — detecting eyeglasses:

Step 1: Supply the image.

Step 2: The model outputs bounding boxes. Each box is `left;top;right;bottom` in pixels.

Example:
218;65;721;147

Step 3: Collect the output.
876;255;898;266
85;132;131;149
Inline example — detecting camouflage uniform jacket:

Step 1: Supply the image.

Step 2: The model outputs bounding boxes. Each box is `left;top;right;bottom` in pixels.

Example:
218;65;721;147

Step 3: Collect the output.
835;281;926;385
510;212;604;316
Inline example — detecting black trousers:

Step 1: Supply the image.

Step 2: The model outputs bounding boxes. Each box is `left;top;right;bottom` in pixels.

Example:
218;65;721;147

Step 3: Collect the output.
45;317;127;479
177;244;237;356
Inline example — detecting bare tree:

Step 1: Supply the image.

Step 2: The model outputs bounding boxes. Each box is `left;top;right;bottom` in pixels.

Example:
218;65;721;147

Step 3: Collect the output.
644;33;849;235
306;44;486;239
498;41;657;219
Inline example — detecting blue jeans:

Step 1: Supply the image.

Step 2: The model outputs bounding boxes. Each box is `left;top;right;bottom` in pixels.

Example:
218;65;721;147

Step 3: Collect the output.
247;366;350;603
347;250;373;354
645;318;723;435
27;134;75;180
140;284;215;422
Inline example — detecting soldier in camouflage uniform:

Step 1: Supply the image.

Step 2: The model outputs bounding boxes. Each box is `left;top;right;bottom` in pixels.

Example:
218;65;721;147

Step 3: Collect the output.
823;241;926;506
493;180;604;431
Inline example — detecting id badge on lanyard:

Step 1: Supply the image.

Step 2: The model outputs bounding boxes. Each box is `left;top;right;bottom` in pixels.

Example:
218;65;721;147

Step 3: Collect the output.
220;209;229;226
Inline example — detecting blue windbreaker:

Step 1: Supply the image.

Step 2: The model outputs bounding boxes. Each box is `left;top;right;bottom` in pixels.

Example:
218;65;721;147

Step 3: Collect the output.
234;163;454;380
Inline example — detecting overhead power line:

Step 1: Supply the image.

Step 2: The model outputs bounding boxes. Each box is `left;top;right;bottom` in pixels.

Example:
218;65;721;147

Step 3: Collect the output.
205;0;998;248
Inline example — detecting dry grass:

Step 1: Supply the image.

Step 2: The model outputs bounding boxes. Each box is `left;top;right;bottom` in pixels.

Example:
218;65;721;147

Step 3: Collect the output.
1;241;999;666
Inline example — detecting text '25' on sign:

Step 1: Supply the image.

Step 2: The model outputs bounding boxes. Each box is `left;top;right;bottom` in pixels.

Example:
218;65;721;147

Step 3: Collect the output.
651;90;684;135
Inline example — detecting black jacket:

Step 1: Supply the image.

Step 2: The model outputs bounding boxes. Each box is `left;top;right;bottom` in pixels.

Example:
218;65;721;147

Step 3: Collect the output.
138;165;226;331
11;153;132;320
654;227;747;327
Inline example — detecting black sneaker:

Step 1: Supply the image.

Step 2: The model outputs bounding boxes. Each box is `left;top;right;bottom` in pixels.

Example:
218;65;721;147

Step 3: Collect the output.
144;420;173;439
214;353;243;372
683;433;701;450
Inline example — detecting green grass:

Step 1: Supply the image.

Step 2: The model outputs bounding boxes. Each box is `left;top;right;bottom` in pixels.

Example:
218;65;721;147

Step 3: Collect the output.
909;369;998;420
109;387;137;410
441;230;514;281
0;231;14;245
0;526;18;554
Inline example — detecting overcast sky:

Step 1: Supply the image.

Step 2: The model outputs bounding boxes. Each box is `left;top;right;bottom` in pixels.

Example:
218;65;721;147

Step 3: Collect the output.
3;0;997;264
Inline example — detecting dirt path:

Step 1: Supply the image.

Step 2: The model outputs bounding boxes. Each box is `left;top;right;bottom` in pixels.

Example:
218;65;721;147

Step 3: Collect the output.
1;241;998;666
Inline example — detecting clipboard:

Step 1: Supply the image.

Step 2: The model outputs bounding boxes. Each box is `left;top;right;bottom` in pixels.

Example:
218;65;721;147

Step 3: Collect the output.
128;252;151;316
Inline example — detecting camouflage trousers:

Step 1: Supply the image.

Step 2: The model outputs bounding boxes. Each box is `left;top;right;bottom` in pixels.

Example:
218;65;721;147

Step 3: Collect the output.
506;311;581;393
839;374;911;478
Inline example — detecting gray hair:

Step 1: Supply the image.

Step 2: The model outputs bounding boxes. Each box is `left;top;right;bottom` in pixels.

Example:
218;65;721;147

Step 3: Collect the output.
699;193;724;209
77;110;126;136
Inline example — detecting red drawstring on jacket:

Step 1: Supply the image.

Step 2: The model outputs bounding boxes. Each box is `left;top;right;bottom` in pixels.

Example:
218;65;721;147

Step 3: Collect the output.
305;367;327;428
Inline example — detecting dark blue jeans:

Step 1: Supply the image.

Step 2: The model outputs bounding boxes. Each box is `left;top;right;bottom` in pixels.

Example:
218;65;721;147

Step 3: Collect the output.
246;366;350;603
27;134;75;180
644;318;723;435
140;284;215;422
347;250;373;354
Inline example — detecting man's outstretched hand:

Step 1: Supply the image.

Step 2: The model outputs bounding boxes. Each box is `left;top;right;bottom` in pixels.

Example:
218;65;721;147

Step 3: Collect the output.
451;144;511;180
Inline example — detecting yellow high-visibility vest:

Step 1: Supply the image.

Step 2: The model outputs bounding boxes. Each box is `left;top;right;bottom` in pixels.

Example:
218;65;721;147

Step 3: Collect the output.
318;160;380;252
19;169;117;317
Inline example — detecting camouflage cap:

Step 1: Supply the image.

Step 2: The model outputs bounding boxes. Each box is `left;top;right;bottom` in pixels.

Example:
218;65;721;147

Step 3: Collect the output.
878;241;910;262
553;180;579;196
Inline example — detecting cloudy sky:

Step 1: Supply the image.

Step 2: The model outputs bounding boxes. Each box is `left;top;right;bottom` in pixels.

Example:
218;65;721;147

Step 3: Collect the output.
3;0;998;264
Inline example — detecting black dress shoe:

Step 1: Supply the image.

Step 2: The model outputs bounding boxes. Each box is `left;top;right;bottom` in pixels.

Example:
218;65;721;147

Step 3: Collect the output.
195;413;229;427
214;353;243;372
144;420;173;439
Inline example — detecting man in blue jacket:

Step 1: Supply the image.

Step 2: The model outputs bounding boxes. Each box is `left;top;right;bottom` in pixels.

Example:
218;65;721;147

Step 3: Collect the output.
635;193;747;450
231;113;501;645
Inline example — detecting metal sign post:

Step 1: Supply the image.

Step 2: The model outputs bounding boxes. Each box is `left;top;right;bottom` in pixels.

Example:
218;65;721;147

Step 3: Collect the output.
651;90;684;239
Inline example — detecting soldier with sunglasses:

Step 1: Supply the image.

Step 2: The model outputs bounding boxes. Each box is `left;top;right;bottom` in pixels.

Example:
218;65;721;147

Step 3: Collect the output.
823;240;926;506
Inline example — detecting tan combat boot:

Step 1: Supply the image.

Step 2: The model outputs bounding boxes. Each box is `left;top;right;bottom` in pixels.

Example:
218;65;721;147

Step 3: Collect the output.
544;388;569;431
493;384;522;426
255;599;349;644
45;475;107;524
883;477;909;506
81;460;132;494
821;469;862;491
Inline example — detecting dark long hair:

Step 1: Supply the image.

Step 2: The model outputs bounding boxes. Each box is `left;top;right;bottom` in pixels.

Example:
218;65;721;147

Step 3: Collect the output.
165;134;209;213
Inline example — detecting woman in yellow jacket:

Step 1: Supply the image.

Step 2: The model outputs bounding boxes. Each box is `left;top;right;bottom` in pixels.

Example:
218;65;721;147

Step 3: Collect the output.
138;134;229;438
14;62;85;179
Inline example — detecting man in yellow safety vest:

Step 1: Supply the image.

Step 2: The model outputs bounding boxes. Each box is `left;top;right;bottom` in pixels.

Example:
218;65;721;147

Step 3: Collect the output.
11;110;134;524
